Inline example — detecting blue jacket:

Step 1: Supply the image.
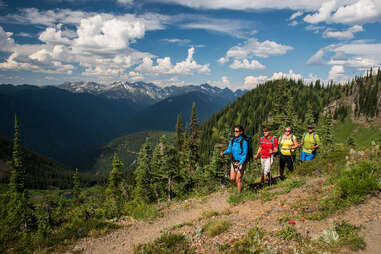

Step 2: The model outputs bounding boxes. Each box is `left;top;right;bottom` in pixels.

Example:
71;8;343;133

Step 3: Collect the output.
224;136;248;165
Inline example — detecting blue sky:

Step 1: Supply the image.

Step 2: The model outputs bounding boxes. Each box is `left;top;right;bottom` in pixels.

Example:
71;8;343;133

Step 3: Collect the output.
0;0;380;90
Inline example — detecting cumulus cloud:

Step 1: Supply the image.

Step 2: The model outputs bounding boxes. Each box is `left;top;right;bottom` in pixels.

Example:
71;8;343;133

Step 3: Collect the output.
0;10;171;78
219;38;293;68
151;0;324;11
243;69;304;89
328;65;346;80
304;0;381;25
323;25;363;40
117;0;134;4
135;47;210;75
243;75;268;89
307;41;381;70
229;59;266;70
0;26;15;51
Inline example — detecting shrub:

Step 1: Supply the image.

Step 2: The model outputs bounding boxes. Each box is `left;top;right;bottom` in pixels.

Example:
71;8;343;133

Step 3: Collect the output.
201;210;219;219
336;160;380;203
278;226;302;241
125;201;161;221
203;220;231;237
335;221;366;251
134;233;194;254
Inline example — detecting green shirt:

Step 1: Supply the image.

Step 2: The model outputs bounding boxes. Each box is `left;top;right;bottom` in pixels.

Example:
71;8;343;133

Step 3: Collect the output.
302;132;320;154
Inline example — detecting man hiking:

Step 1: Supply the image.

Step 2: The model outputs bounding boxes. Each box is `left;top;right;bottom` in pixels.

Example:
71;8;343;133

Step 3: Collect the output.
255;126;278;186
278;126;299;180
220;125;248;194
300;125;320;161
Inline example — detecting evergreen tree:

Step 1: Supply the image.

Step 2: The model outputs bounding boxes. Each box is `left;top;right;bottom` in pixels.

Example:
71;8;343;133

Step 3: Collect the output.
9;115;25;193
133;138;153;203
175;114;184;151
105;153;125;215
72;168;81;203
304;103;315;127
186;102;199;175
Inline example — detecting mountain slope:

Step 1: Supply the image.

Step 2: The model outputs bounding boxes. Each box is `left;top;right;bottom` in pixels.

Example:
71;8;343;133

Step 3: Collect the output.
126;91;234;133
0;85;138;166
73;131;175;176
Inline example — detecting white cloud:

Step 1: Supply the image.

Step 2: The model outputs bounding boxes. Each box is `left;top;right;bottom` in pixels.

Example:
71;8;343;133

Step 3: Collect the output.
16;32;34;38
117;0;134;4
135;47;210;75
323;25;363;40
39;25;71;45
152;77;186;87
328;65;346;80
304;0;381;25
152;0;324;11
289;20;298;26
220;38;293;64
161;38;192;46
270;69;303;81
0;26;15;51
290;11;304;20
243;75;268;89
307;41;381;70
229;59;266;70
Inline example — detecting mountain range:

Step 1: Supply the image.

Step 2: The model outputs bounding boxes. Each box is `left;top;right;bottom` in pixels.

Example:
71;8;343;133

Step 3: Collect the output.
0;82;246;168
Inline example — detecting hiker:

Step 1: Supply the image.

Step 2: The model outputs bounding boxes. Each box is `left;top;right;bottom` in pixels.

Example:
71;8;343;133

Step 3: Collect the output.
220;125;248;194
255;126;278;186
279;126;299;180
300;125;320;161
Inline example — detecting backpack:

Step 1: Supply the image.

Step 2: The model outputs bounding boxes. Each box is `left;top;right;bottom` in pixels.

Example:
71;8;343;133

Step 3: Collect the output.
259;135;277;157
303;132;318;154
230;135;253;163
279;134;296;153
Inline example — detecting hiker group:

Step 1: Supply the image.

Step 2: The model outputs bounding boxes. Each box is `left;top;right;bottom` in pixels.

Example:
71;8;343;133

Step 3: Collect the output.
220;125;320;193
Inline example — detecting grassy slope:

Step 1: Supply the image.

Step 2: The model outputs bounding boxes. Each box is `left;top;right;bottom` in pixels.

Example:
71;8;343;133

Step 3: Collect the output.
76;130;175;174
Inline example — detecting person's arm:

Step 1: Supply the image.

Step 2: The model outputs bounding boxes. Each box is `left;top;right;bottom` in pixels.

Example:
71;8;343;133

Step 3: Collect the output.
273;137;278;153
292;136;299;149
238;139;248;165
313;134;321;150
255;146;262;159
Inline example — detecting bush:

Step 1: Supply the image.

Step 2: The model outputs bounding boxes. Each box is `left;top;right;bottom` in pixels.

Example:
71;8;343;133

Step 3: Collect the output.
203;220;231;237
134;233;194;254
337;160;380;203
278;225;302;241
335;221;366;251
125;201;161;221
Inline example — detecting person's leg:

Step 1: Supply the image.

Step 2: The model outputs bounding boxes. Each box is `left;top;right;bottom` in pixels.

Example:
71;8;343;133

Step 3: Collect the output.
236;171;242;193
286;155;293;173
279;154;286;179
261;158;266;184
300;152;307;162
264;158;271;185
230;163;236;182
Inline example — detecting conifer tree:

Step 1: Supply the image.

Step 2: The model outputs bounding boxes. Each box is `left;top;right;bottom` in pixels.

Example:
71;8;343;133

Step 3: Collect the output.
133;138;153;203
175;114;183;151
105;153;124;215
186;102;199;175
150;143;164;201
72;168;81;203
9;115;25;193
160;143;180;201
304;103;314;127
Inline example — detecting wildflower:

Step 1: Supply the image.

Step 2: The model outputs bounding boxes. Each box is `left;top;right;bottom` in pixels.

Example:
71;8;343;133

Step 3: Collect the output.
365;156;369;159
354;158;358;162
301;217;305;222
289;220;296;225
329;185;334;189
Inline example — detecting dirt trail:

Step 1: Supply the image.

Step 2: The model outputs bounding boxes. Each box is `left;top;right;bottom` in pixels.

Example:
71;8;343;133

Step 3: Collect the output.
68;179;381;254
69;191;231;254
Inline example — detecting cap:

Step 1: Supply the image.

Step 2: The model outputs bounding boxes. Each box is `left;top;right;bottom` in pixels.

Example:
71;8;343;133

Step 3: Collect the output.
307;124;314;129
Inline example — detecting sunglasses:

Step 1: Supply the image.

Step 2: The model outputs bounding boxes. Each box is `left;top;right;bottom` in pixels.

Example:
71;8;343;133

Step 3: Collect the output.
285;130;291;132
234;130;240;133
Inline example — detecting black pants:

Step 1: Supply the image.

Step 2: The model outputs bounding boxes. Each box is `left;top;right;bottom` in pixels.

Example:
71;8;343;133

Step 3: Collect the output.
279;154;295;173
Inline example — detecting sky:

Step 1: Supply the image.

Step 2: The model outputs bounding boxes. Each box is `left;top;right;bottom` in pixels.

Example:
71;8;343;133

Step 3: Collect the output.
0;0;381;90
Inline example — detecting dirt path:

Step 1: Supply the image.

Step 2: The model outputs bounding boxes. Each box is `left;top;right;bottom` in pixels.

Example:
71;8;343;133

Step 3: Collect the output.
67;179;381;254
69;191;231;254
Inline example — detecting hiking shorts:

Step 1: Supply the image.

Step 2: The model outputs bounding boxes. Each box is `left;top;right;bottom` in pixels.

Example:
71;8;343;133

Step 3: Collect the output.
300;152;315;161
261;157;273;175
231;162;246;175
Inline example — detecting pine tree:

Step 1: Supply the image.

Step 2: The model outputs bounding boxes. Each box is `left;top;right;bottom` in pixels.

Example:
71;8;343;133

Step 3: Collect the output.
105;153;125;216
304;103;314;127
175;114;184;151
9;115;25;193
133;138;153;203
186;102;199;175
72;168;81;203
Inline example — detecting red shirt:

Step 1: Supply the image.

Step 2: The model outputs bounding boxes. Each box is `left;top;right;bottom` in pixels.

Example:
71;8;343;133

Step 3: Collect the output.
259;136;278;159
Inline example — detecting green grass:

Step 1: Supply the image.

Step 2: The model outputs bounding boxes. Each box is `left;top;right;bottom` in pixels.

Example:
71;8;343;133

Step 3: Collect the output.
278;225;302;241
125;201;161;221
228;190;258;205
134;233;194;254
203;219;231;237
201;209;219;219
335;221;366;251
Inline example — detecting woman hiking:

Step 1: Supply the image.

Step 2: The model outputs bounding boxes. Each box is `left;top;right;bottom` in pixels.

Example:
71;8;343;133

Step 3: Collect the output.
220;125;248;194
300;124;320;161
255;126;278;186
278;126;299;180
